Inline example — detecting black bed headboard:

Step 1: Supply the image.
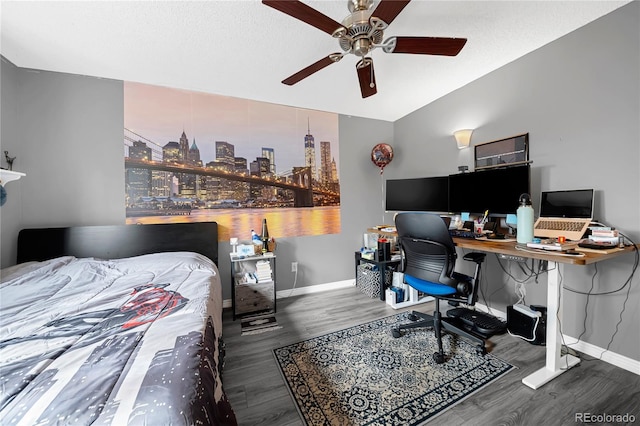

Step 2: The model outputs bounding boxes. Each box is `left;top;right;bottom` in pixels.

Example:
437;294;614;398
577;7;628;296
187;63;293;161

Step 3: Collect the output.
17;222;219;265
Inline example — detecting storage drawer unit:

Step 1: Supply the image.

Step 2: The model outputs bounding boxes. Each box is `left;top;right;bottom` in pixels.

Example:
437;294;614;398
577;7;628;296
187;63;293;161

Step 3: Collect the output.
230;254;277;319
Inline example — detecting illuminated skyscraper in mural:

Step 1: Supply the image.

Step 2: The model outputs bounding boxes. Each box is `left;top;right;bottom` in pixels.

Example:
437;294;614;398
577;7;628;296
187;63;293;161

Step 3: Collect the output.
126;141;152;203
262;147;275;174
188;139;202;166
304;119;316;180
212;141;236;201
179;131;189;163
215;141;234;167
320;141;332;184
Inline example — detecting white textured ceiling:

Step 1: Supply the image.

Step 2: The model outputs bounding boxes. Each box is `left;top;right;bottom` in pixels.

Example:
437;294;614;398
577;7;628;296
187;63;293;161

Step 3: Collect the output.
0;0;630;121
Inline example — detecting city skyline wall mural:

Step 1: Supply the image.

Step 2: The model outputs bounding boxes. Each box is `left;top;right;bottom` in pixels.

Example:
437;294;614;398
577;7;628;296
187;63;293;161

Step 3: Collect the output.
124;82;341;242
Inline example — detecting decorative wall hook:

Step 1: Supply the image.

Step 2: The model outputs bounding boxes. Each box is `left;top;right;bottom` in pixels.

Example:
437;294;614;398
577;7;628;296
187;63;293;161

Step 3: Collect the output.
4;151;16;171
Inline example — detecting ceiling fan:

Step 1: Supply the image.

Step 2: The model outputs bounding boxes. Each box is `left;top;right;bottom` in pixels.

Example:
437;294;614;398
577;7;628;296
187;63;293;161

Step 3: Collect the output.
262;0;467;98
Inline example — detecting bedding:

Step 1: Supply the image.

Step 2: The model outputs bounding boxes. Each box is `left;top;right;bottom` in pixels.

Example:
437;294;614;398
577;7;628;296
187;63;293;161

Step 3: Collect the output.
0;251;236;425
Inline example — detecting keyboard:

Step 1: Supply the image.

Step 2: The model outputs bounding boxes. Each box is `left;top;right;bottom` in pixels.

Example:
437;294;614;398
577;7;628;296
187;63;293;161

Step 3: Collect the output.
534;220;585;232
449;229;477;239
447;307;507;337
533;218;591;241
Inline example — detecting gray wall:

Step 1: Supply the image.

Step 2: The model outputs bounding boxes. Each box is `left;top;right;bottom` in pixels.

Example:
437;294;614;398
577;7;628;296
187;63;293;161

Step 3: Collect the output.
1;2;638;361
388;2;639;361
1;60;125;267
0;58;394;306
0;58;21;265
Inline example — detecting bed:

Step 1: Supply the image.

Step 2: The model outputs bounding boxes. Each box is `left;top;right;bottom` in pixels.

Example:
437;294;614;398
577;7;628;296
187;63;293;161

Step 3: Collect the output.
0;221;237;425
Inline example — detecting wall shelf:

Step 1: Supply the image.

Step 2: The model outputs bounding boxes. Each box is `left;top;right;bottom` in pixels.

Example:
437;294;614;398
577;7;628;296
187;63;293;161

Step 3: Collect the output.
0;169;27;185
0;169;26;186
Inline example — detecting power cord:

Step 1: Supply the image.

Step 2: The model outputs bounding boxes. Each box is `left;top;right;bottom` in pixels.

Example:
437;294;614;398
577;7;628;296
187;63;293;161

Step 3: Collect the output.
554;267;576;371
572;263;598;346
564;232;638;296
494;254;554;307
562;232;638;362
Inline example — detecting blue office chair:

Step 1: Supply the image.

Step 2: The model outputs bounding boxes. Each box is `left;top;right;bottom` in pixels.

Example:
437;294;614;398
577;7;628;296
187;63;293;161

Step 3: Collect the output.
391;212;491;364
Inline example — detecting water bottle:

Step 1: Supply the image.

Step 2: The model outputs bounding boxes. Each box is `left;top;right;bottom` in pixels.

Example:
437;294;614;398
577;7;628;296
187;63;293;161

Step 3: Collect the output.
517;193;534;244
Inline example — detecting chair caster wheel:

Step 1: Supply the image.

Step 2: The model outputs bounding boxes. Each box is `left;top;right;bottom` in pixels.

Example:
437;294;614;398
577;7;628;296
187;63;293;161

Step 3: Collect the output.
433;352;445;364
391;328;402;338
408;313;419;321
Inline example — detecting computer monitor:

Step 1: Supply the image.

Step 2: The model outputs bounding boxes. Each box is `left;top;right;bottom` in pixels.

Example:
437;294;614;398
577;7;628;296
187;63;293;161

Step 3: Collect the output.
539;189;594;218
448;164;530;216
385;176;449;212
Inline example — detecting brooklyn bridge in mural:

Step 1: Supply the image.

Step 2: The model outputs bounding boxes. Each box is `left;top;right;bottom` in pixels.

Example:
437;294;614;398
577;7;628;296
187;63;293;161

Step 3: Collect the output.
124;128;340;217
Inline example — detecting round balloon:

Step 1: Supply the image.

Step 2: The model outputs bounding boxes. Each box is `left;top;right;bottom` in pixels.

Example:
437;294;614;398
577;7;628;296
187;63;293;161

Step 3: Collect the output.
371;143;394;174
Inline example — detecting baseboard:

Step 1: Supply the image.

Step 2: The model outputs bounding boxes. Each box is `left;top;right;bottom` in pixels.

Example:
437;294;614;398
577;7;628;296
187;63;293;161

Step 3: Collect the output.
474;303;640;376
560;335;640;375
222;280;355;309
276;279;355;299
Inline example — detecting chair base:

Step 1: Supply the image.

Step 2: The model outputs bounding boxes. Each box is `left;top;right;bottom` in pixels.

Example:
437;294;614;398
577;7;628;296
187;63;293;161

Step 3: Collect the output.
391;310;487;363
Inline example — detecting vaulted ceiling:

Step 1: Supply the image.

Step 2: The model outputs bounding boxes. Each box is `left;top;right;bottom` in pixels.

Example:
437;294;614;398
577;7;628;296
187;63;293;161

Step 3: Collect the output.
1;1;630;121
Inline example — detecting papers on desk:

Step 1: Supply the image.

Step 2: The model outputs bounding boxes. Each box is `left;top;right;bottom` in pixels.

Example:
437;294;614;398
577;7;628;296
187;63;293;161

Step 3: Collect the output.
373;226;396;233
515;244;586;257
475;236;517;242
526;240;579;251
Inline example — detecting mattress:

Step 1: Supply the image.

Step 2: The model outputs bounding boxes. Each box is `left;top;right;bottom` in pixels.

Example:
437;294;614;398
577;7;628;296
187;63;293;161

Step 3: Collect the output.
0;251;236;425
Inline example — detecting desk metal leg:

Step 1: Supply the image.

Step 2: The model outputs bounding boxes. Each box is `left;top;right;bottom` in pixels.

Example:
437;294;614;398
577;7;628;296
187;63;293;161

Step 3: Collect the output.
522;261;580;389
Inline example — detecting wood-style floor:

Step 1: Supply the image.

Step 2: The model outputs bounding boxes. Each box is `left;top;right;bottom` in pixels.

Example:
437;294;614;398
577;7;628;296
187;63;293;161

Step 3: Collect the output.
221;286;640;425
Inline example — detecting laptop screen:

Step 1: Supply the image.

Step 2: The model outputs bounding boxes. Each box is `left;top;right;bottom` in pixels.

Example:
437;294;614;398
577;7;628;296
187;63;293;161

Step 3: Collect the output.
540;189;594;218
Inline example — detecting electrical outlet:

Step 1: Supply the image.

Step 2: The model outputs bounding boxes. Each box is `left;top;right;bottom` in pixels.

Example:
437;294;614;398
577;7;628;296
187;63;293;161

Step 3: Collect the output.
291;262;298;272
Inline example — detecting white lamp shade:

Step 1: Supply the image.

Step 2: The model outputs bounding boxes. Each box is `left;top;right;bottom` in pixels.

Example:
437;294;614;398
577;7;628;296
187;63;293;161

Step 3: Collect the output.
454;129;473;149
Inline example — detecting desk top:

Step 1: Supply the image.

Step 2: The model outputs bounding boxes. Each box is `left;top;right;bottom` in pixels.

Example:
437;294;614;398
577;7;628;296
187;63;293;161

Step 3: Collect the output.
453;237;637;266
367;226;637;265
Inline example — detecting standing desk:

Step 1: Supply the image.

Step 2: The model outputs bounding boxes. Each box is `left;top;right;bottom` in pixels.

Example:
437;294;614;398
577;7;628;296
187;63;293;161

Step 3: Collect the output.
453;237;637;389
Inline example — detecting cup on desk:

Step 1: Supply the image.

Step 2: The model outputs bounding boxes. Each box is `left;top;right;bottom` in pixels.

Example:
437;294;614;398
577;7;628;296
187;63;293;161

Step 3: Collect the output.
474;223;485;234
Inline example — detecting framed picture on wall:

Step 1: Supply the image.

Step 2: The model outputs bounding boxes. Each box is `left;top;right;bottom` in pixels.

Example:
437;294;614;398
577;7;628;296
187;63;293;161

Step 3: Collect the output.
474;133;529;170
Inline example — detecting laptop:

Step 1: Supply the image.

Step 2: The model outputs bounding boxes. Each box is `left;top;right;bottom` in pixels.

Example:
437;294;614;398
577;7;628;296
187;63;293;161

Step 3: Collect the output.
533;189;594;241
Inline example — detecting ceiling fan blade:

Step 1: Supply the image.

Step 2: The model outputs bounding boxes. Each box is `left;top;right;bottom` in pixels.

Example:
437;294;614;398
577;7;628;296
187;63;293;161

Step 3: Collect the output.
389;36;467;56
356;58;377;98
370;0;411;25
282;54;342;86
262;1;344;35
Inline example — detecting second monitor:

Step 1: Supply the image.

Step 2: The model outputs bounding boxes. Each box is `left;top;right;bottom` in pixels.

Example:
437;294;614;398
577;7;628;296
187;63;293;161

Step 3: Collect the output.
448;164;531;216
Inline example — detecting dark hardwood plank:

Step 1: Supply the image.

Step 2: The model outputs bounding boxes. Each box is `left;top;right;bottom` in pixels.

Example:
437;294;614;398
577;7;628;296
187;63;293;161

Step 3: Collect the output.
222;286;640;425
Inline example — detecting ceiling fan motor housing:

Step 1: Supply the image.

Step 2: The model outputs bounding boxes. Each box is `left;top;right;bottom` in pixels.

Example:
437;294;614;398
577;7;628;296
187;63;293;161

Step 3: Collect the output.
337;10;384;56
347;0;374;13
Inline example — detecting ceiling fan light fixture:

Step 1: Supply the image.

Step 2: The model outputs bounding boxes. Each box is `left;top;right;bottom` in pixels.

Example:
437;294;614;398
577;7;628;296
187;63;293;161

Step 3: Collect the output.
352;38;372;56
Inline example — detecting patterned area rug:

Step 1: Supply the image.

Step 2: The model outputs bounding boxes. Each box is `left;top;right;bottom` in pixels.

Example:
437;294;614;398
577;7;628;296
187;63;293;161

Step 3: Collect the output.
273;312;514;425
